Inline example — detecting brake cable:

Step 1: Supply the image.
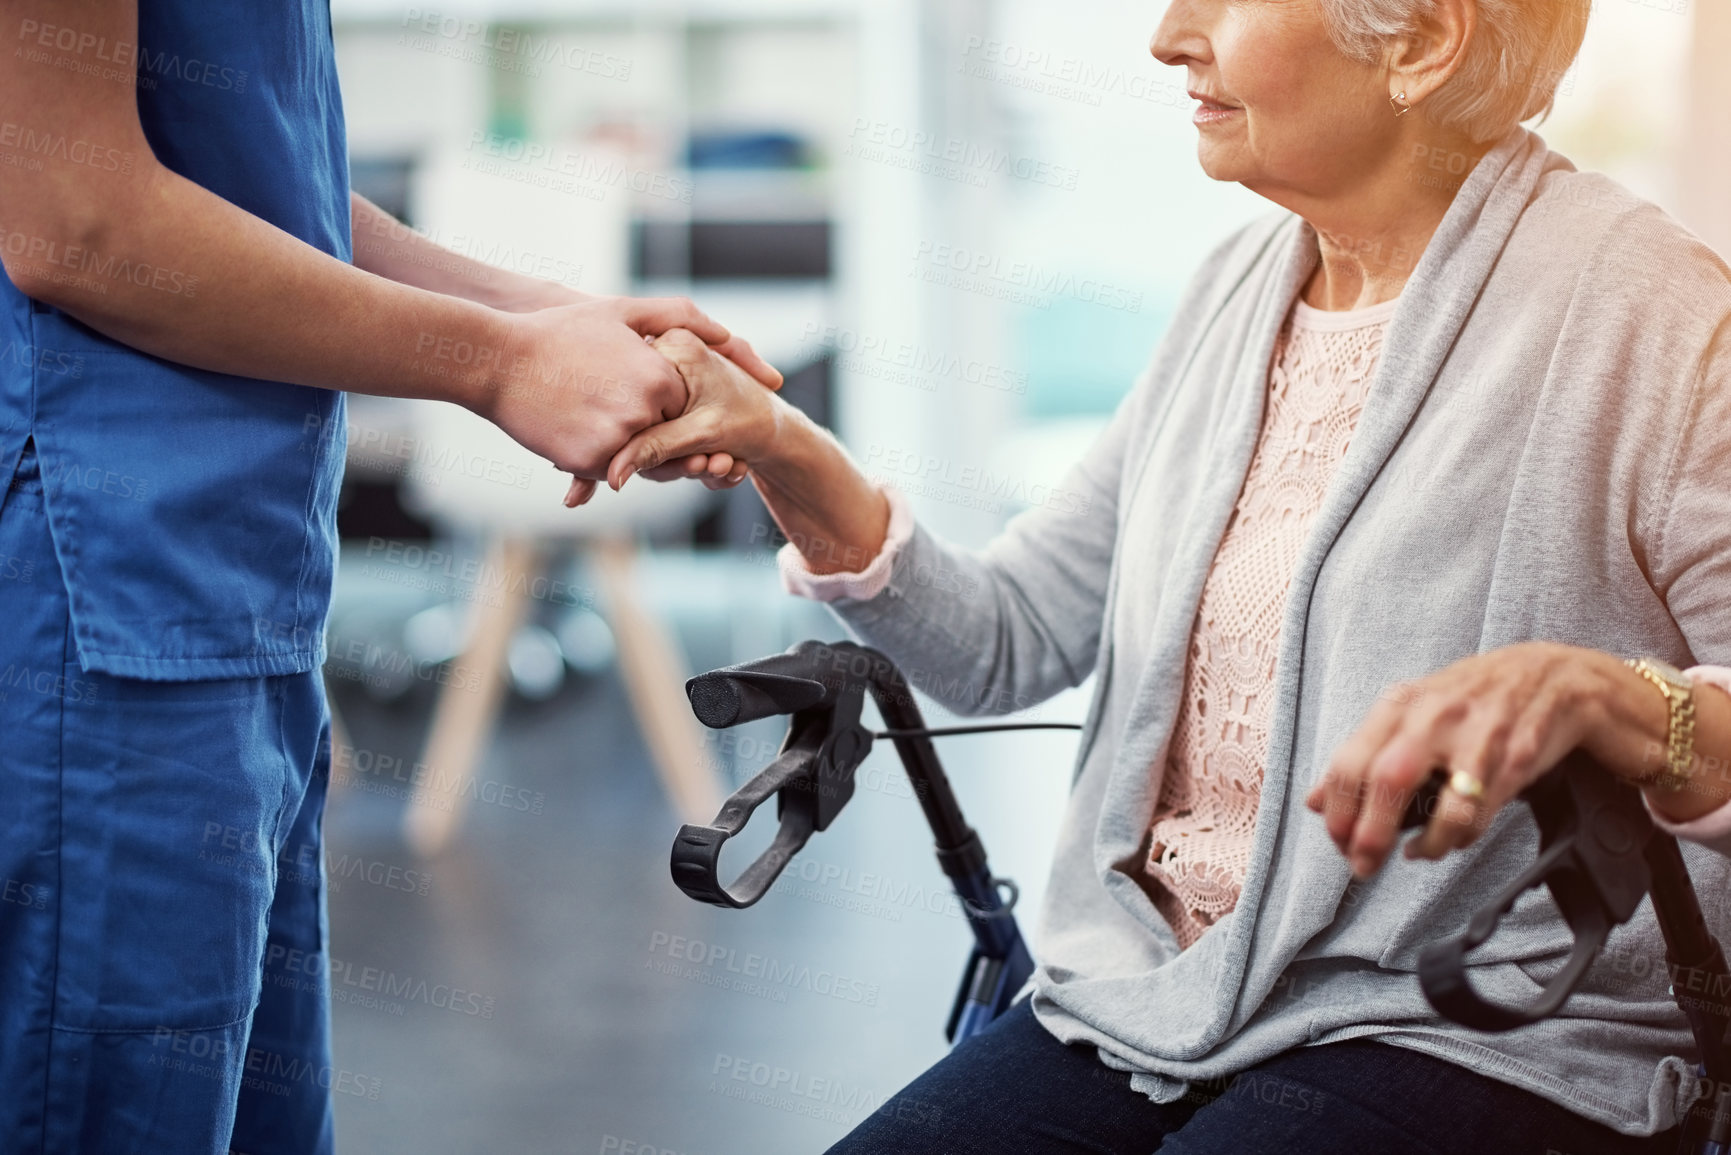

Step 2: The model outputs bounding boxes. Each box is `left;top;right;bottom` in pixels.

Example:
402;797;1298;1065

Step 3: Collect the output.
874;723;1084;739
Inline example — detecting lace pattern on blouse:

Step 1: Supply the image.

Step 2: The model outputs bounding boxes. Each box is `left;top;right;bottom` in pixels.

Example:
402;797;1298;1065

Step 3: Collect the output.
1144;298;1396;949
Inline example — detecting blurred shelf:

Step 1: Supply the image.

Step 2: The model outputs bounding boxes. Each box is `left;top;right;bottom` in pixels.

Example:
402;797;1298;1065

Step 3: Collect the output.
634;218;830;279
637;168;832;222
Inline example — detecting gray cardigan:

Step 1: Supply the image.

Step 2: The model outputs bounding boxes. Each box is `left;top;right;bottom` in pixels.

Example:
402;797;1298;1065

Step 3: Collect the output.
828;128;1731;1135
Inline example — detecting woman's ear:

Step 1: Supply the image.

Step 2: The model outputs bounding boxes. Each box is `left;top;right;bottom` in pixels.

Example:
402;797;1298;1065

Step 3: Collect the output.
1386;0;1475;110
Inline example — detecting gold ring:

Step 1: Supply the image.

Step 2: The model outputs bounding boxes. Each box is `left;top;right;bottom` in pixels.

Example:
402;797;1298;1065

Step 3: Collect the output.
1447;770;1485;801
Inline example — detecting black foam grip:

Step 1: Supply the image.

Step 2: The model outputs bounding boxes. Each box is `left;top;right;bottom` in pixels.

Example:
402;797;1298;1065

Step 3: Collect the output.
685;670;830;728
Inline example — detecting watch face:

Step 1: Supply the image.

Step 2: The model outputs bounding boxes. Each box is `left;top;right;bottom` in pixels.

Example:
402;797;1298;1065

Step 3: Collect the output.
1644;658;1690;689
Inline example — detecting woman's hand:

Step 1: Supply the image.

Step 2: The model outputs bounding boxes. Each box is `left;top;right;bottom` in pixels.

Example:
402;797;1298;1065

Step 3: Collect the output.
1305;643;1699;879
603;328;791;493
595;327;892;579
631;329;788;492
559;326;784;506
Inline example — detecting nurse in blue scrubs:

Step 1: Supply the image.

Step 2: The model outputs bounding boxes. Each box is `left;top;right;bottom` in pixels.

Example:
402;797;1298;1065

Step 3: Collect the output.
0;2;775;1151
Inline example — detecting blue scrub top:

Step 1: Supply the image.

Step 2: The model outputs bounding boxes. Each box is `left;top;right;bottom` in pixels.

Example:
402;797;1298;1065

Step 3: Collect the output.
0;0;351;680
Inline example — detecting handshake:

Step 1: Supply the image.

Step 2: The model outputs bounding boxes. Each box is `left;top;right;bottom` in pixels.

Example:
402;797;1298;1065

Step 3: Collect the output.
470;294;796;509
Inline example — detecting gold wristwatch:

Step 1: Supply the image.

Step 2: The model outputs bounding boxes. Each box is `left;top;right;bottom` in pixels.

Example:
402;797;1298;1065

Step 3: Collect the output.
1624;657;1697;792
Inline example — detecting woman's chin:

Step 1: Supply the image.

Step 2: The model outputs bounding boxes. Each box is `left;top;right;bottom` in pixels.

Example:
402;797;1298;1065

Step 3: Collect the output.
1194;139;1250;185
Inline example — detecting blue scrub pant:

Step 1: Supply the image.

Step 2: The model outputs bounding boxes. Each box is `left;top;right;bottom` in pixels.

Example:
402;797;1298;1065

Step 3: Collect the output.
0;443;336;1154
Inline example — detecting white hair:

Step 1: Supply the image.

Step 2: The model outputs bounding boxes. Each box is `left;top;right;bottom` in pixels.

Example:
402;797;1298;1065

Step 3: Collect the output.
1319;0;1591;143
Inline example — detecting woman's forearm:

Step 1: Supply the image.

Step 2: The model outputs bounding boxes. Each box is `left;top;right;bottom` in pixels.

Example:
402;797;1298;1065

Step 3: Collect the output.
750;410;891;575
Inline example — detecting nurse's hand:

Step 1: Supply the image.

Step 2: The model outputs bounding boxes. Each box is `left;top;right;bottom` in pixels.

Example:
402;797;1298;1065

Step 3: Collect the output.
497;283;783;393
350;193;783;393
470;297;776;506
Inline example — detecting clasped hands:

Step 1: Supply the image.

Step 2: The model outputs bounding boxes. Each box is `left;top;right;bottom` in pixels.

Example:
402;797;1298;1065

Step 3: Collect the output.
494;294;884;577
559;319;788;508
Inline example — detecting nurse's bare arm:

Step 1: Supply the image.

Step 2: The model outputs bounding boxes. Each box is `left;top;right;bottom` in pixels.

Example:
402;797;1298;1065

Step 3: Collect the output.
347;192;779;412
0;0;770;495
349;192;585;314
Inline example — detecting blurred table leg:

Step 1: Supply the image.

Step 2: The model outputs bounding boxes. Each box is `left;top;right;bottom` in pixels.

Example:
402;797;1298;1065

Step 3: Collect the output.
593;537;723;825
403;536;537;858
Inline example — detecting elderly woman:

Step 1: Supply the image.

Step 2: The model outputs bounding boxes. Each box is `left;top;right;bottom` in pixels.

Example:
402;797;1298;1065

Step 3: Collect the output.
611;0;1731;1149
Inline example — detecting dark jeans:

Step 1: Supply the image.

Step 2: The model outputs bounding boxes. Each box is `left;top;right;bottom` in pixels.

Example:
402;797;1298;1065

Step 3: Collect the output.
827;999;1682;1154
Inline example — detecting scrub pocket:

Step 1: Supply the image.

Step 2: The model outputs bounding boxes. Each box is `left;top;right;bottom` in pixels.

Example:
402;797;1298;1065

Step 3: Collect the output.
50;672;294;1032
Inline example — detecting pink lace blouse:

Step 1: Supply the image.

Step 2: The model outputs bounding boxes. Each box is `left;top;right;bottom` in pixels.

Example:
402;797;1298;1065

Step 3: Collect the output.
1143;297;1398;947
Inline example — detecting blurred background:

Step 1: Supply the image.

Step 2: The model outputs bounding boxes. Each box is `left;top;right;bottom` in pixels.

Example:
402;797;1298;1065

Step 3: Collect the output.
315;1;1722;1150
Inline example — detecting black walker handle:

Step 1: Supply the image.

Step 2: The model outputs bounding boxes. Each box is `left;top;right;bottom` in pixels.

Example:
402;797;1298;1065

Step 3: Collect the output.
1400;752;1731;1146
1398;752;1657;1031
1398;753;1731;1051
686;661;834;729
671;643;876;909
669;640;1028;960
